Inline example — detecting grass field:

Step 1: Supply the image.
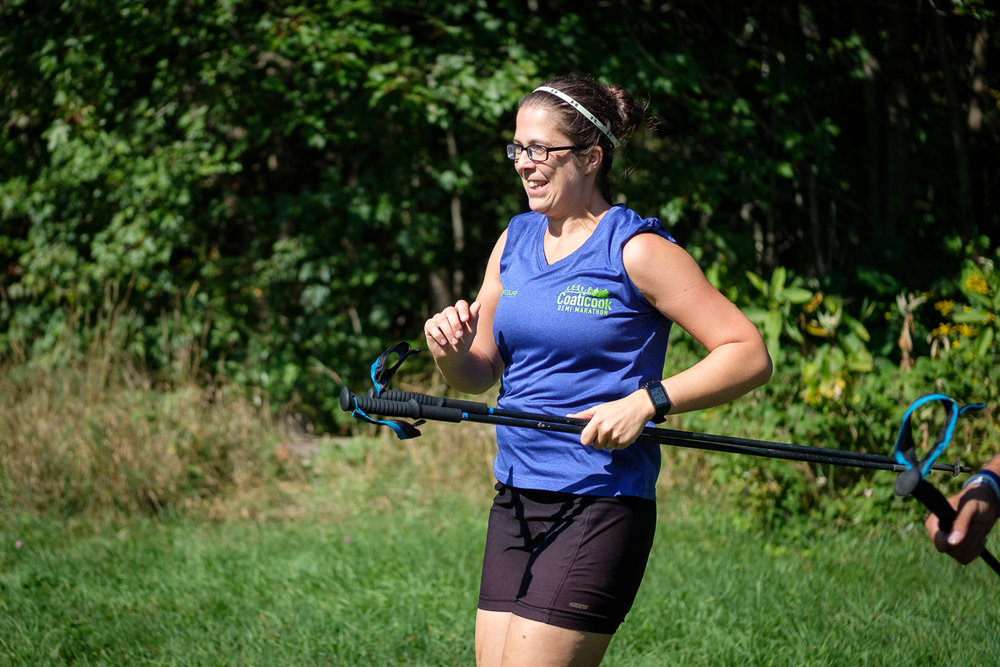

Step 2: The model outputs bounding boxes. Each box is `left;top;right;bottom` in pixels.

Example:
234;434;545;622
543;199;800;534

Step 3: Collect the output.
2;431;998;666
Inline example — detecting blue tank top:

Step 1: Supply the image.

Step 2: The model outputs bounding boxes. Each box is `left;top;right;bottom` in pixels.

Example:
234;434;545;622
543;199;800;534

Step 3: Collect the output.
492;204;675;499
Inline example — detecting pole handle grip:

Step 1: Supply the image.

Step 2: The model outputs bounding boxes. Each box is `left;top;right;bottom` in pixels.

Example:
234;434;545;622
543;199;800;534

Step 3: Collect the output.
377;390;492;416
339;388;465;423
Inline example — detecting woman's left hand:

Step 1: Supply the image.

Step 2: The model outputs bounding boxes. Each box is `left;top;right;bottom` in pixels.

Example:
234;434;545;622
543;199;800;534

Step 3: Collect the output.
925;485;998;564
568;390;656;450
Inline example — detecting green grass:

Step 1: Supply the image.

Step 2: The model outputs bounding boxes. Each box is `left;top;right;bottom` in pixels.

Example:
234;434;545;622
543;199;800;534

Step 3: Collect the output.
6;297;999;664
622;513;1000;665
0;500;485;665
2;452;998;666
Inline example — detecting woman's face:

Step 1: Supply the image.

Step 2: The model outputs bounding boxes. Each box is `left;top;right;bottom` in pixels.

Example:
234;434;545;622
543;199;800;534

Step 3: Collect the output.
512;105;595;219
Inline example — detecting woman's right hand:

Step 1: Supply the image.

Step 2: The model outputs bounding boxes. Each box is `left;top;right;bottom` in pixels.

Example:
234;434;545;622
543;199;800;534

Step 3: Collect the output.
424;299;482;359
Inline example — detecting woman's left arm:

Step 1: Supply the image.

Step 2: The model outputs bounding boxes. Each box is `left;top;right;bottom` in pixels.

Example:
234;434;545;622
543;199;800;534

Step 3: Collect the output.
571;233;772;449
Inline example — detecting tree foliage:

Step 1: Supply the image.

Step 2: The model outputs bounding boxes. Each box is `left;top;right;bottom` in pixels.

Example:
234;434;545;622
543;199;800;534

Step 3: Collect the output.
2;0;997;430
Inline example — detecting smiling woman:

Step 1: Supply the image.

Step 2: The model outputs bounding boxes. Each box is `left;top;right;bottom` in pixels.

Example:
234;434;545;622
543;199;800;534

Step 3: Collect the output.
422;73;772;667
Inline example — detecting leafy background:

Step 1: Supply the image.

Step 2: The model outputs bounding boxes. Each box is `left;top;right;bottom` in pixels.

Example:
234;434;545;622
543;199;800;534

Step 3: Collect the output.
2;0;998;523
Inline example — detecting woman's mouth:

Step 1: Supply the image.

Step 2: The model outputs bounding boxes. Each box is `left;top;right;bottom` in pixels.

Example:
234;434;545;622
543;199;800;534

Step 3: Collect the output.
524;178;547;193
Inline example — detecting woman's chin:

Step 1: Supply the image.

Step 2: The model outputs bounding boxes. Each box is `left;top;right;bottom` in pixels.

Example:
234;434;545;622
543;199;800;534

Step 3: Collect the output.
525;195;551;214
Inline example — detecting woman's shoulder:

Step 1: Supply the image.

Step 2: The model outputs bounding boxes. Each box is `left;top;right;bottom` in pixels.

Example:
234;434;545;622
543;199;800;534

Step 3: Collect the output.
607;204;677;244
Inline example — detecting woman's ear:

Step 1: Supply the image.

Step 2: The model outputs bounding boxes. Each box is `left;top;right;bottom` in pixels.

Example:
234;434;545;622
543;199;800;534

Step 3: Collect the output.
583;146;603;174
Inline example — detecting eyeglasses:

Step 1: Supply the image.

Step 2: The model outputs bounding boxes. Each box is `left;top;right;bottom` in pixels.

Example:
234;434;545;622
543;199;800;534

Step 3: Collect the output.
505;143;586;162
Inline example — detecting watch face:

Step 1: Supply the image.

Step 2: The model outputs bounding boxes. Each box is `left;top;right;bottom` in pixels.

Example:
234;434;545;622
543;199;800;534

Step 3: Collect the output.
646;382;670;412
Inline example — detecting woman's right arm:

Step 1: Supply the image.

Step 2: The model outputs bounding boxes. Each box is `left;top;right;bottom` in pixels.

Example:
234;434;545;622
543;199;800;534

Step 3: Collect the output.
423;230;507;394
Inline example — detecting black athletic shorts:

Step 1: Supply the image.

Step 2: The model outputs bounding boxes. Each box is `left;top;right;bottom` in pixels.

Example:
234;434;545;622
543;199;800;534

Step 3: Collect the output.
477;482;657;634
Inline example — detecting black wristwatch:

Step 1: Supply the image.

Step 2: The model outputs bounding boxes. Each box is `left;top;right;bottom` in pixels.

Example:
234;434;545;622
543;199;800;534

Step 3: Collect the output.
642;380;672;423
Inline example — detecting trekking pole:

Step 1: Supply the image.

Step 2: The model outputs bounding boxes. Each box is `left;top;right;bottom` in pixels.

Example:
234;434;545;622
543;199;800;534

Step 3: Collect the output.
345;343;996;576
340;387;968;475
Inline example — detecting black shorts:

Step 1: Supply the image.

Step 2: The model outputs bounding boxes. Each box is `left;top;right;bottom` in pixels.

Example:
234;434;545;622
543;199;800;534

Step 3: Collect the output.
477;482;657;634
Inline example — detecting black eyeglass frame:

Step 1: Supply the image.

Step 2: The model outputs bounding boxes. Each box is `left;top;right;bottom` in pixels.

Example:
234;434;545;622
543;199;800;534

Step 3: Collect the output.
505;143;588;162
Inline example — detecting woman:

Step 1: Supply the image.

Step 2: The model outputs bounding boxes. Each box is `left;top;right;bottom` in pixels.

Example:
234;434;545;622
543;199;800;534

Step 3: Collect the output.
424;74;772;666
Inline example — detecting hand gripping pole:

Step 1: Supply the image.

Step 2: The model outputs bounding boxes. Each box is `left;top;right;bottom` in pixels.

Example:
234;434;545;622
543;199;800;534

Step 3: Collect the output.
892;394;1000;577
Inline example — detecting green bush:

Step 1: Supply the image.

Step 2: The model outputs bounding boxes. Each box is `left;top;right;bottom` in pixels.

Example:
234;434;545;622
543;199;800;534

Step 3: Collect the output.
3;2;996;432
677;248;1000;530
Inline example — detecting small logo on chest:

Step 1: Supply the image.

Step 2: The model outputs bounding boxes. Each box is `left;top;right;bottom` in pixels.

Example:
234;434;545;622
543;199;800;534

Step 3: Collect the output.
556;284;613;316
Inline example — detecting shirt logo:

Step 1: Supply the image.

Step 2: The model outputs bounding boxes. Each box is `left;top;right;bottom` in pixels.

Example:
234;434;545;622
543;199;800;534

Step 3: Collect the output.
556;284;613;316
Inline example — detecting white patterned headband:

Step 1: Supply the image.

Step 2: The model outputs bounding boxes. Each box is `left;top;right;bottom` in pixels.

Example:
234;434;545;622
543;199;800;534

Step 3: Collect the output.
533;86;619;148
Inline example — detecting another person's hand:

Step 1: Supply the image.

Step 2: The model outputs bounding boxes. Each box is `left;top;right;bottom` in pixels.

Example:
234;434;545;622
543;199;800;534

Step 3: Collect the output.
569;390;656;450
925;484;998;564
424;300;481;359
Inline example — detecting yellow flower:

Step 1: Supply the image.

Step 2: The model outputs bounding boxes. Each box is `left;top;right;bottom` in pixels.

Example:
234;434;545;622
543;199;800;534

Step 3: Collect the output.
930;323;951;337
934;300;955;316
805;322;827;337
956;323;976;338
821;377;847;400
965;273;993;296
804;293;824;313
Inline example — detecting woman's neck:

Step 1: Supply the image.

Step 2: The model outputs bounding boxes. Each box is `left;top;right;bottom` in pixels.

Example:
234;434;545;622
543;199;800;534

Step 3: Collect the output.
545;198;612;237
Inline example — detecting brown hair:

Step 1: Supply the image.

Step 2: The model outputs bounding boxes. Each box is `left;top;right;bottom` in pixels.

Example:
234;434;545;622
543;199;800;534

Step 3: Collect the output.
520;74;645;199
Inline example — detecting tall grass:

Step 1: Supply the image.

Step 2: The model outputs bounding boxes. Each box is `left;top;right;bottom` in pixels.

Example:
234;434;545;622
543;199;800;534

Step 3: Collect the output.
0;287;293;520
